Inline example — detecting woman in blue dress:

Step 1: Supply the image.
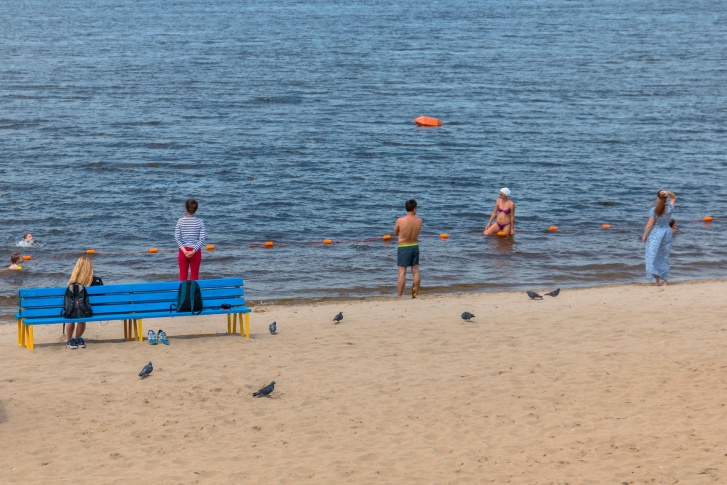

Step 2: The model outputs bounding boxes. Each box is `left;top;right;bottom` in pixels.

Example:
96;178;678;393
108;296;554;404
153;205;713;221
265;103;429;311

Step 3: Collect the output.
642;190;676;286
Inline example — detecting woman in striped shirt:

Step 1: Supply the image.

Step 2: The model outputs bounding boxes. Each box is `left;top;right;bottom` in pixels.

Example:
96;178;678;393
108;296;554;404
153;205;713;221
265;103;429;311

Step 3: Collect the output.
175;199;206;280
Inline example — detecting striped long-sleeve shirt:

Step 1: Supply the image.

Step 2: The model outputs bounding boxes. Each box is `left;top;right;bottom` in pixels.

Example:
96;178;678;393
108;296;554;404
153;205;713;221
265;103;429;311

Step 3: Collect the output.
175;216;206;251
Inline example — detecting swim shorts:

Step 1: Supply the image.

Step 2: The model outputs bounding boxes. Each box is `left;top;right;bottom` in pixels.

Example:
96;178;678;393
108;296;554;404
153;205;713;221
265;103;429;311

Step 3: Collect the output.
397;244;420;267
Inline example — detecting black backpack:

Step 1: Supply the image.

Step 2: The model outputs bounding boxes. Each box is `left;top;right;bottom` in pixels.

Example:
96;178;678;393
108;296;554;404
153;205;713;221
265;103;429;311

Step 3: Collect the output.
62;283;93;319
171;280;203;315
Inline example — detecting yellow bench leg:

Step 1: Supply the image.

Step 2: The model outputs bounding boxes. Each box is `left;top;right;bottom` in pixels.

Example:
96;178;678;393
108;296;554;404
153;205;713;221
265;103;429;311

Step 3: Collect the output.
18;320;25;347
227;314;231;334
233;314;238;334
26;325;34;350
124;319;128;340
245;312;250;339
137;319;143;342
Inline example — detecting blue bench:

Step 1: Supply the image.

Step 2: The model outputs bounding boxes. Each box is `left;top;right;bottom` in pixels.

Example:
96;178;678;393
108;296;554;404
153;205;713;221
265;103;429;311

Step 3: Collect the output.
16;278;251;350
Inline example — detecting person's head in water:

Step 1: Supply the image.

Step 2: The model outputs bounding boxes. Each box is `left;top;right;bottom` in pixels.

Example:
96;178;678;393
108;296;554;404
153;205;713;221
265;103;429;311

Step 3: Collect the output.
405;199;417;213
186;199;199;215
499;188;511;200
68;256;94;286
9;252;21;269
23;233;32;243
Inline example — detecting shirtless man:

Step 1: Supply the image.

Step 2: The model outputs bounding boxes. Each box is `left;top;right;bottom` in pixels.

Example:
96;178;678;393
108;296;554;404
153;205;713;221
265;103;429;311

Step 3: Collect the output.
394;199;423;298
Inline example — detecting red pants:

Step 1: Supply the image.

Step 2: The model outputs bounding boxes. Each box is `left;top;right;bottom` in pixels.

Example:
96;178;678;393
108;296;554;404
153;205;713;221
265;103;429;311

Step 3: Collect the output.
178;247;201;281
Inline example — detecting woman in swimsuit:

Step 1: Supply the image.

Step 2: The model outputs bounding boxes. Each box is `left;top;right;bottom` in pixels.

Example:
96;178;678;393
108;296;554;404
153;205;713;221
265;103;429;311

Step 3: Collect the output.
484;188;515;236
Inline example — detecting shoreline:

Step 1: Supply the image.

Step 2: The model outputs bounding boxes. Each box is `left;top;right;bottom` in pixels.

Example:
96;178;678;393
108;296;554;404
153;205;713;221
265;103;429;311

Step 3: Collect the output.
2;275;726;320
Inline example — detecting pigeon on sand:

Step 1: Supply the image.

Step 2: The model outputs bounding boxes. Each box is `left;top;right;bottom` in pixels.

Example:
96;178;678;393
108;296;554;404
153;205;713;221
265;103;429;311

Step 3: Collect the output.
545;288;560;297
333;312;343;324
252;381;276;397
461;312;475;322
269;322;277;334
138;361;153;378
527;291;543;300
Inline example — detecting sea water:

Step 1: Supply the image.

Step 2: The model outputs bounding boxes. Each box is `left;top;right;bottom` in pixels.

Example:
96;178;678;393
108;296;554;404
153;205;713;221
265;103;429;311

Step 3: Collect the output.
1;0;726;312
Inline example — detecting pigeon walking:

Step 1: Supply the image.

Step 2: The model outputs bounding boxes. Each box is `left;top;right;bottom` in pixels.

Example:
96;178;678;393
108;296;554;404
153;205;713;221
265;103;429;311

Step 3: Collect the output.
545;288;560;297
138;361;153;378
461;312;475;322
333;312;343;324
269;321;277;334
527;291;543;300
252;381;275;397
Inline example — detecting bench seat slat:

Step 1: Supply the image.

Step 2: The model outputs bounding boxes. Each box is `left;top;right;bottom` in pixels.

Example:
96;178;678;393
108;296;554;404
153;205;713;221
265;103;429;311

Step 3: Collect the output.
19;296;246;319
23;307;252;326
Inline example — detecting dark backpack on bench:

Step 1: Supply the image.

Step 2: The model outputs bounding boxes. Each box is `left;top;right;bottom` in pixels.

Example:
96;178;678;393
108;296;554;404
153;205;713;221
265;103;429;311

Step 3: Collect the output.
62;283;93;319
171;280;203;315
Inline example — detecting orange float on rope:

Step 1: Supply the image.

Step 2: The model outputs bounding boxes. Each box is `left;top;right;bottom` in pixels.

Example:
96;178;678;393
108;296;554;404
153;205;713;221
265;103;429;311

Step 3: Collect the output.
602;224;611;229
414;116;443;127
22;255;32;260
704;216;713;222
548;226;558;231
265;241;274;247
86;249;95;254
149;248;158;253
497;231;507;237
382;234;392;240
206;244;215;250
440;233;449;239
323;239;332;245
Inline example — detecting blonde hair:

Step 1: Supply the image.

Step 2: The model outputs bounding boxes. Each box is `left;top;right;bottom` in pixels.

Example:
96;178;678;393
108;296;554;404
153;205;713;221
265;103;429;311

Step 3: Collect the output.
68;256;94;286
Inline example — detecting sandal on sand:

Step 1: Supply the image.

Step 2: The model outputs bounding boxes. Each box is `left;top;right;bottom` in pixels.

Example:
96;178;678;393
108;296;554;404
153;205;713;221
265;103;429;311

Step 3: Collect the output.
412;287;418;299
148;330;157;345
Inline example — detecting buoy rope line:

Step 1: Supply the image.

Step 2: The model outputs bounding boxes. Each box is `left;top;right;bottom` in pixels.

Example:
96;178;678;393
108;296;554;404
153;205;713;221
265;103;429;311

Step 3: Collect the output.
16;217;723;262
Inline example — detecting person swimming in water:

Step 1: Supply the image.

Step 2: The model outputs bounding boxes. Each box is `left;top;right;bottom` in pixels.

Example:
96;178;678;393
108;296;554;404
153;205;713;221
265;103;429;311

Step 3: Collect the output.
8;252;22;270
17;233;35;247
669;219;682;235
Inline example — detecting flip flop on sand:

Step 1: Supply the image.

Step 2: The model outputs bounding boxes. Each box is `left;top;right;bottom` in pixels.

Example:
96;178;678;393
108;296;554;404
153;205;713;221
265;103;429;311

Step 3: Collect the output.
148;330;157;345
412;287;417;299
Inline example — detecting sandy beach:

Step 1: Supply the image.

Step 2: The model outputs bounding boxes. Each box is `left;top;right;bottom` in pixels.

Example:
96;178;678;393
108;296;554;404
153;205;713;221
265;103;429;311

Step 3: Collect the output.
2;280;727;484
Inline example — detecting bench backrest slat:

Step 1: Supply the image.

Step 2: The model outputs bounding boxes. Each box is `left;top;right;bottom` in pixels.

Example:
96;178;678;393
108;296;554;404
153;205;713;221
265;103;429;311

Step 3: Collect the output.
19;278;244;298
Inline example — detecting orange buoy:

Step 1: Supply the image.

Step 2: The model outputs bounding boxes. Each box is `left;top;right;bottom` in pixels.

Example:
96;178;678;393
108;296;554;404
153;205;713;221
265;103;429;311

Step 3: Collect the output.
86;249;95;254
22;255;32;261
149;248;158;253
414;116;443;127
323;239;332;245
383;234;392;240
440;233;449;239
704;216;713;222
602;224;611;229
548;226;558;231
206;244;215;250
265;241;274;247
497;231;507;237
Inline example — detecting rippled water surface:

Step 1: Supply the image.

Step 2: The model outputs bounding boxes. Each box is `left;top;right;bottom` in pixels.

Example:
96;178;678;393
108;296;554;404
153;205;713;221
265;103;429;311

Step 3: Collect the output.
1;0;726;310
